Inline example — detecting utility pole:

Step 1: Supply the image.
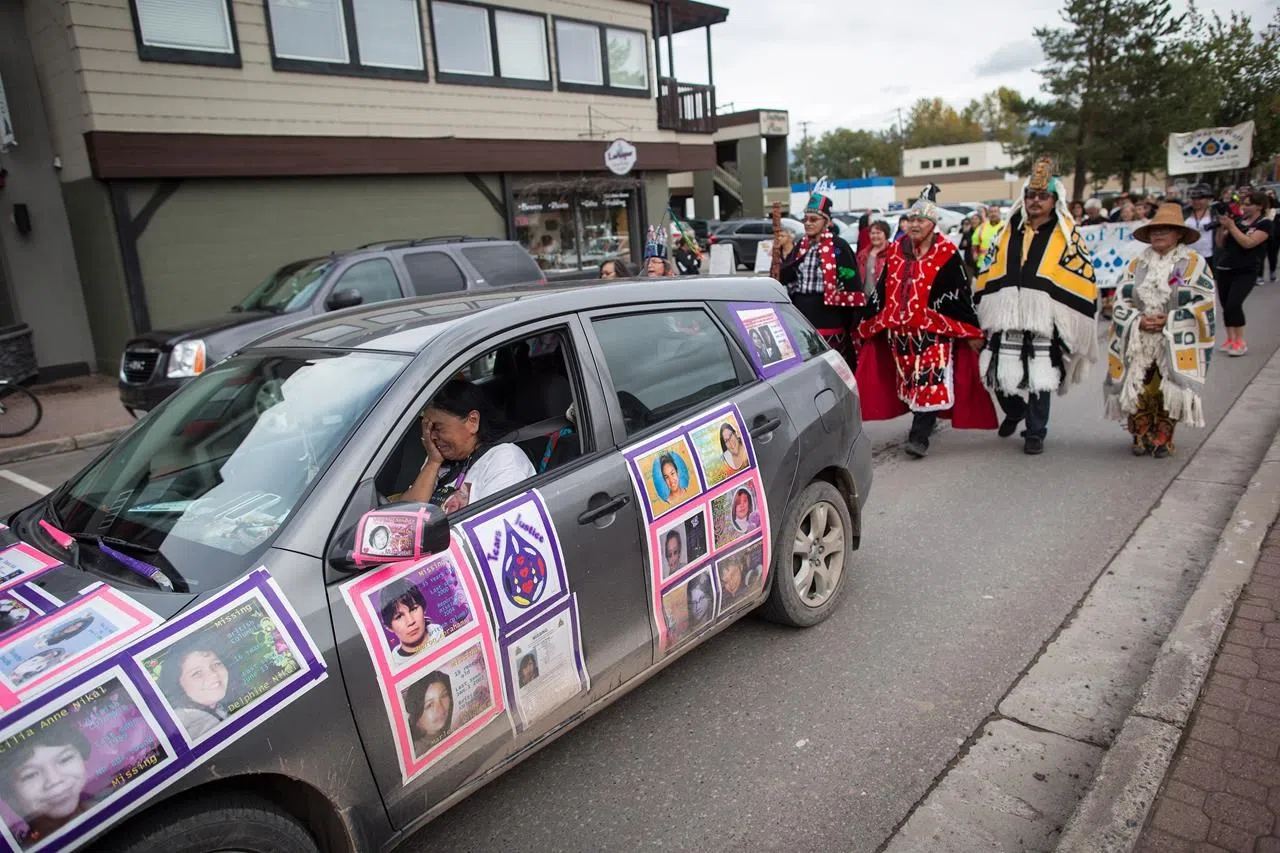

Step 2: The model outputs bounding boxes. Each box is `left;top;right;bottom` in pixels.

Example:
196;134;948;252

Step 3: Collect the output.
798;120;814;184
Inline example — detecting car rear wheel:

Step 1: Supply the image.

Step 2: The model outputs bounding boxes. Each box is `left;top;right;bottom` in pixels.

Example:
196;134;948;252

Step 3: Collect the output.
94;793;320;853
761;480;852;628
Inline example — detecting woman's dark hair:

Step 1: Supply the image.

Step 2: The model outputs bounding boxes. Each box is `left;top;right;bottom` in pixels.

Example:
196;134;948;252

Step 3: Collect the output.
719;423;739;452
0;722;92;806
658;453;677;474
404;670;453;732
378;579;427;630
599;258;633;278
869;221;892;239
426;380;511;444
156;631;240;712
1246;191;1269;209
733;487;754;516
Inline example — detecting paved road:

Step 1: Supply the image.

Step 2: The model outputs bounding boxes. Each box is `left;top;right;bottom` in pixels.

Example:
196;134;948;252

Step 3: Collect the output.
5;288;1280;852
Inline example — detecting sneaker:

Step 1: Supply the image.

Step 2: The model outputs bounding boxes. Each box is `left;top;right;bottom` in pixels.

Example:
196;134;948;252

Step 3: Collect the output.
998;416;1022;438
1131;443;1150;456
1219;340;1235;352
1024;435;1044;455
903;439;929;459
1153;446;1172;459
1235;341;1248;355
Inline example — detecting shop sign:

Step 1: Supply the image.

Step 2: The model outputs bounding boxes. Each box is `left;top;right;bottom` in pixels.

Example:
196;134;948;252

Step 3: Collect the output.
760;111;789;137
605;139;637;176
0;72;15;151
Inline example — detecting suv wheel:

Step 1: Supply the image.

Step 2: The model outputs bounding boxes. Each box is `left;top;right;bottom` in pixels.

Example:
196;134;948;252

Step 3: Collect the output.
94;793;320;853
761;480;852;628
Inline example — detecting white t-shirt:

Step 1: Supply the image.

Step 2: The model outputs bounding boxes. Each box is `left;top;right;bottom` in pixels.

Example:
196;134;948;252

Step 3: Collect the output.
1186;212;1215;259
461;444;535;504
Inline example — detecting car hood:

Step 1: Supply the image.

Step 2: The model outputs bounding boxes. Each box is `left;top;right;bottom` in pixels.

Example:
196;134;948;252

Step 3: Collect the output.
126;311;307;356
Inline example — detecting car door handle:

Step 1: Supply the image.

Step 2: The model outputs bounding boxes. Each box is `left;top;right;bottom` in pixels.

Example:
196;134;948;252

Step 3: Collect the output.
751;417;782;439
578;494;631;525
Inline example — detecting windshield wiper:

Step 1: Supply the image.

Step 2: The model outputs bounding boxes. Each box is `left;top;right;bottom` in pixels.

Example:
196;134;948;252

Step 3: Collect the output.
64;532;175;591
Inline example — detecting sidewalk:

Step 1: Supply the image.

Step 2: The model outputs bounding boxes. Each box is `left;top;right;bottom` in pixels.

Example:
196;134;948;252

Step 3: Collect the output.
1135;524;1280;852
0;375;133;464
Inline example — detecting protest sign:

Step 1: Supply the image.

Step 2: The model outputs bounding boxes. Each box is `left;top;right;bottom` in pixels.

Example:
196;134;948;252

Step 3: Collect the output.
1168;121;1254;175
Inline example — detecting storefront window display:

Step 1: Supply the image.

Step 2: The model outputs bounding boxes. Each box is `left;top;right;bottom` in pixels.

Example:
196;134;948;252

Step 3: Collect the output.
515;182;636;275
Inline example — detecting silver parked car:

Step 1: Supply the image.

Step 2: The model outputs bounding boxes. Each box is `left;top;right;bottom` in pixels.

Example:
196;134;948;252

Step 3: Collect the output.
0;277;871;853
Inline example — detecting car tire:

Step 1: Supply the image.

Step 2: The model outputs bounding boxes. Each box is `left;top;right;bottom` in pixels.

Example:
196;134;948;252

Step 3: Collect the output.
760;480;852;628
94;793;320;853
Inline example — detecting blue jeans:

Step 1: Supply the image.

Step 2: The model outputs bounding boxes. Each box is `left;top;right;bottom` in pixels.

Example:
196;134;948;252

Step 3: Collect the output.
997;391;1051;439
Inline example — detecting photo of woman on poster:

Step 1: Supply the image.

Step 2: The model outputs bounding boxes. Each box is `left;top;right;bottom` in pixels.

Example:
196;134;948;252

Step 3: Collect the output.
8;648;67;685
688;573;715;633
36;615;94;648
720;423;750;472
718;555;748;608
378;580;445;660
663;530;686;579
0;723;94;846
653;453;693;510
731;488;760;534
517;652;539;687
405;671;454;756
0;598;32;635
157;633;239;740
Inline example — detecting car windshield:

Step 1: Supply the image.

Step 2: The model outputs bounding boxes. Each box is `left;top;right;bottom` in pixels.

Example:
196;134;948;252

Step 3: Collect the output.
237;259;332;313
50;350;408;591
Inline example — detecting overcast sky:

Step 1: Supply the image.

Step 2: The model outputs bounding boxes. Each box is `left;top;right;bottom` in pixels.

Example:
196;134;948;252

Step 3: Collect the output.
667;0;1279;139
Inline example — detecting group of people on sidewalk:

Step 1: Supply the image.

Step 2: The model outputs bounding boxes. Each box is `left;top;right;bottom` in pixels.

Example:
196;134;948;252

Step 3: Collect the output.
778;157;1258;460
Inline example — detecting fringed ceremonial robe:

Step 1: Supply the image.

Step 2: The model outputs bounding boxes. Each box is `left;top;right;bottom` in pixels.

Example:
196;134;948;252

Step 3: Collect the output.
1103;247;1216;428
974;211;1098;396
855;235;997;428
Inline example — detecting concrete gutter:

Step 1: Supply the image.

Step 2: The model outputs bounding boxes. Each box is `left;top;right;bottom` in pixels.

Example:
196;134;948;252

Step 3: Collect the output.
1054;428;1280;851
0;427;131;466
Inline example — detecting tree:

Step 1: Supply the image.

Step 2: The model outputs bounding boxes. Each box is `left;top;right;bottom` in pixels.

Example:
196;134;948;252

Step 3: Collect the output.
962;87;1031;144
904;98;984;148
813;128;901;179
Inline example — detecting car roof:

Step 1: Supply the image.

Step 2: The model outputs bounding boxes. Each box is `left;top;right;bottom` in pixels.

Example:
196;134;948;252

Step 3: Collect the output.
248;277;792;354
315;236;516;261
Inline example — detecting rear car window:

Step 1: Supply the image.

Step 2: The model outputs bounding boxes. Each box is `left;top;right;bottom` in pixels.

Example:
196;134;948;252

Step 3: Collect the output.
462;245;543;287
593;310;741;437
774;303;828;360
402;251;467;296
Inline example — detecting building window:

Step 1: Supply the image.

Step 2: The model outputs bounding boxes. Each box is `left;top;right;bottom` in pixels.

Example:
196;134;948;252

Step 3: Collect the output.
946;158;956;167
516;185;635;274
932;159;942;168
430;2;551;88
919;160;930;170
959;156;970;166
553;18;650;96
130;0;241;67
264;0;426;79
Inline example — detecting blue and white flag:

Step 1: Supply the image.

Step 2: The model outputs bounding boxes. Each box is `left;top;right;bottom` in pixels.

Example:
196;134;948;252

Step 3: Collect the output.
1167;121;1254;176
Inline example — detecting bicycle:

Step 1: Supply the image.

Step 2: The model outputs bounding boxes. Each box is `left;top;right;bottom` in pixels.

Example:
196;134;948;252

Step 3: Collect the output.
0;380;42;438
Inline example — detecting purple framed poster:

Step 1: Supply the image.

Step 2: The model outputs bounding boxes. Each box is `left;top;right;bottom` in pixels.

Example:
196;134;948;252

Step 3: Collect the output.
499;596;588;733
727;302;803;379
459;490;569;635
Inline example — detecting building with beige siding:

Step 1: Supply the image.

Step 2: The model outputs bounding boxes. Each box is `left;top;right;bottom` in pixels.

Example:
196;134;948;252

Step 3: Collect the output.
0;0;727;375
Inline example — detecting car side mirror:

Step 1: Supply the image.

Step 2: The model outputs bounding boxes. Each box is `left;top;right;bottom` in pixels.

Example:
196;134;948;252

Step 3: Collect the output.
325;288;363;311
329;503;451;573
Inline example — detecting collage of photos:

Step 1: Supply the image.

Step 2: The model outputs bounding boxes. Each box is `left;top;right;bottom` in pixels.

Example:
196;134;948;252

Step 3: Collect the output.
625;404;774;655
341;538;504;783
0;546;60;592
0;586;61;645
499;597;588;733
0;587;162;706
0;670;173;852
460;491;588;738
355;508;430;566
727;303;804;379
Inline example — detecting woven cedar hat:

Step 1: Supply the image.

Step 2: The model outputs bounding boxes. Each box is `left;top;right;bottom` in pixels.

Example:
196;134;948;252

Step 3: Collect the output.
1133;203;1200;245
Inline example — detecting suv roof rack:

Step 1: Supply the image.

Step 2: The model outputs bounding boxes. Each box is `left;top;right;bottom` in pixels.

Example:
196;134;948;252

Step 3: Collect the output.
355;236;503;250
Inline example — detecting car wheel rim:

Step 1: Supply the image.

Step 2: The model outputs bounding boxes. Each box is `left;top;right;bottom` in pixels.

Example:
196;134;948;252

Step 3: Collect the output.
790;500;845;608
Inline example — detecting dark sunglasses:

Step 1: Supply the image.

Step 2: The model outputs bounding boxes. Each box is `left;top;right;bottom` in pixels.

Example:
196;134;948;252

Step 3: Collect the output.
1023;190;1055;202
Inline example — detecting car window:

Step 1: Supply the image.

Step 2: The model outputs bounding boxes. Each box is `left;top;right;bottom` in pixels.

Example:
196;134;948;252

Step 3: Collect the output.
461;245;543;287
593;310;741;437
375;327;587;508
402;252;467;296
333;258;402;306
741;222;771;235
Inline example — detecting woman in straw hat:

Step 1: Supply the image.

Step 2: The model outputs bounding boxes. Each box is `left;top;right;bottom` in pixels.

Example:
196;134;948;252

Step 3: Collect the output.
1103;203;1217;458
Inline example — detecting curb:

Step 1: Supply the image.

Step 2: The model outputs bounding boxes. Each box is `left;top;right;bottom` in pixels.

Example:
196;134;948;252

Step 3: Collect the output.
0;426;131;466
1054;427;1280;852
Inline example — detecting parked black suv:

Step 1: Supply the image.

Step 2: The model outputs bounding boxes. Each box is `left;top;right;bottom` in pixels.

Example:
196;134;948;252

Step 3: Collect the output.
119;237;544;414
707;217;803;269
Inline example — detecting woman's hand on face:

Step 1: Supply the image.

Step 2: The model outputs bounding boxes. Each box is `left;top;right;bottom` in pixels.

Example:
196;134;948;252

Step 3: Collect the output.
422;421;444;464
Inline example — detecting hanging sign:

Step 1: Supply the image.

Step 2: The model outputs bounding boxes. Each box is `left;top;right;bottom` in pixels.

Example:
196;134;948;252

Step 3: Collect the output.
605;139;637;176
1167;122;1254;175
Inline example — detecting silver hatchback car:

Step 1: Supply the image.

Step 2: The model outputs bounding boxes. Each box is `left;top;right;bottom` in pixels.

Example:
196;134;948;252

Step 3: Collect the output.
0;277;870;853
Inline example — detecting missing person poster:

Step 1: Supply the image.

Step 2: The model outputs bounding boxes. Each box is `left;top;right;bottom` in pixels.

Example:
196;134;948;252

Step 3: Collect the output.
727;302;802;378
0;669;175;853
0;547;60;593
500;597;588;733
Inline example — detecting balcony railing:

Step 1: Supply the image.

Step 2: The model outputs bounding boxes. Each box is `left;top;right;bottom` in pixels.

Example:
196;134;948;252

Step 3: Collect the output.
657;77;716;134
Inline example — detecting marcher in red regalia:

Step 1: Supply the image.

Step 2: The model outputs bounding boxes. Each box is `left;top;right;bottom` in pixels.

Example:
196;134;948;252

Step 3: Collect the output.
778;179;864;369
855;188;997;458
